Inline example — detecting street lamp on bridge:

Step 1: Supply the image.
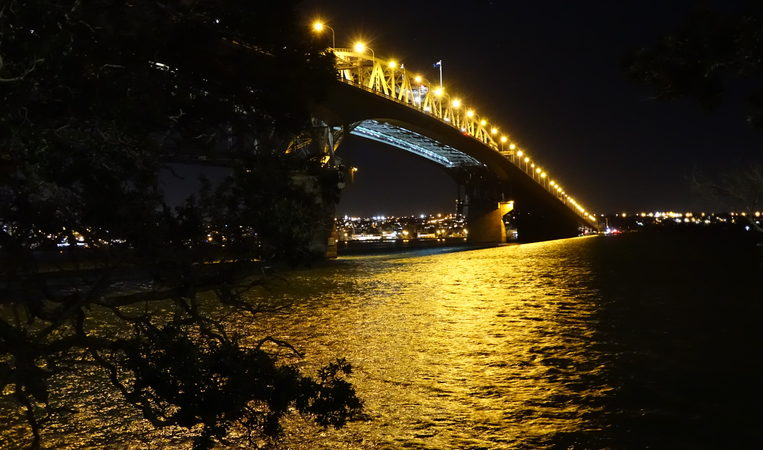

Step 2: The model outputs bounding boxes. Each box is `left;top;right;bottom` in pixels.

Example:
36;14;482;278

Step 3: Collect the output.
312;20;335;48
353;41;375;61
509;149;525;167
508;143;517;162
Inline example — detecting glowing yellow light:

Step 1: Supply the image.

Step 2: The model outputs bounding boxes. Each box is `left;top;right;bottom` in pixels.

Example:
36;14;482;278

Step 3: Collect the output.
353;41;366;53
480;119;487;126
500;136;508;143
524;157;530;163
516;150;523;157
466;109;474;117
490;127;498;134
414;75;422;83
312;21;325;32
434;87;444;96
388;60;398;69
540;172;547;178
536;167;542;173
509;143;516;150
550;180;555;186
451;98;462;108
531;163;535;168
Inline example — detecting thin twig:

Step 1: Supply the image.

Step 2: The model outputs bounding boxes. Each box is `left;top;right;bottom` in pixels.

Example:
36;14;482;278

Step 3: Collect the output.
255;336;304;357
0;58;44;83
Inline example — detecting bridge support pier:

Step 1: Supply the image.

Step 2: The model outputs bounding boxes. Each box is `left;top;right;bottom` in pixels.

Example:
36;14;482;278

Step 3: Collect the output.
467;201;513;244
455;167;513;245
286;120;350;259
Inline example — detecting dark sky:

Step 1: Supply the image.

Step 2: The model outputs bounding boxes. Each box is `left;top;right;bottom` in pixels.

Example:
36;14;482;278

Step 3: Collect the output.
299;0;763;216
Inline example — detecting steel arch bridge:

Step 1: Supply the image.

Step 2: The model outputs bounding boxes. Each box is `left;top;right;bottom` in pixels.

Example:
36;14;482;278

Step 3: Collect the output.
303;47;599;242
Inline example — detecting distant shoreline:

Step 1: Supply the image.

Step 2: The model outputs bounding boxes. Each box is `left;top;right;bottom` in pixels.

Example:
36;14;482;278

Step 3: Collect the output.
337;237;478;255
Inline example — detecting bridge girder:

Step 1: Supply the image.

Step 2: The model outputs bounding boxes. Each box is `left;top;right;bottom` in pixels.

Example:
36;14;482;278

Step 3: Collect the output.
350;120;482;168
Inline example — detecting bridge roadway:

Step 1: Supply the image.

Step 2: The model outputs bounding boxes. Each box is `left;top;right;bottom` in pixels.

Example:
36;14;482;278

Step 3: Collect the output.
311;48;599;243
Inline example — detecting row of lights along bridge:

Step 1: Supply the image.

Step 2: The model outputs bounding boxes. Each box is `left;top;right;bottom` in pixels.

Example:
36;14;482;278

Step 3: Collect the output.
311;20;597;223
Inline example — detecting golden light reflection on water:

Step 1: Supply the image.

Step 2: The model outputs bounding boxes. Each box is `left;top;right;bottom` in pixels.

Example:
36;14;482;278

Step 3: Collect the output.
1;237;607;448
241;237;607;448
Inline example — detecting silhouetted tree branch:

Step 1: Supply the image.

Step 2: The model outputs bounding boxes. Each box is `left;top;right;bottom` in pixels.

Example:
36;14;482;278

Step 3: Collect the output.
691;165;763;232
625;3;763;125
0;1;361;448
625;3;763;218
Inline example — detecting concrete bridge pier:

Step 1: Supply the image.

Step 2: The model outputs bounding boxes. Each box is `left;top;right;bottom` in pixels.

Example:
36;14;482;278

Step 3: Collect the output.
288;169;341;259
287;123;348;259
454;167;514;245
467;201;514;244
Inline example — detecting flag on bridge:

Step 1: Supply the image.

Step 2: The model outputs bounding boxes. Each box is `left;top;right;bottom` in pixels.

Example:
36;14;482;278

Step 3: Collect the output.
433;60;442;68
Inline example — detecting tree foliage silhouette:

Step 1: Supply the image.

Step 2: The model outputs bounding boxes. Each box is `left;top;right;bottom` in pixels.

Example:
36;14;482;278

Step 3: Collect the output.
625;3;763;218
0;1;361;447
625;4;763;126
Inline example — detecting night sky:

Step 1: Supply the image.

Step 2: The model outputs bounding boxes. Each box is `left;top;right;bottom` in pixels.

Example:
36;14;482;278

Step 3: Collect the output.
299;0;763;217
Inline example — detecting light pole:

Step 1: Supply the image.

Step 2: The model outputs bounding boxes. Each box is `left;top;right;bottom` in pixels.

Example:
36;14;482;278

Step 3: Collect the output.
434;60;443;88
353;42;374;88
353;41;374;61
311;20;335;48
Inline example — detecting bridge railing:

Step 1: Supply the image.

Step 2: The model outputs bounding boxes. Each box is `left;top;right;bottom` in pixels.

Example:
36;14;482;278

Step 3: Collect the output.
330;49;598;227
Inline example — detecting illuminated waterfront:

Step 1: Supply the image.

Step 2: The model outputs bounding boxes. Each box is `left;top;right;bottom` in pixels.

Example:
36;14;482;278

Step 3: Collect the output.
2;231;761;448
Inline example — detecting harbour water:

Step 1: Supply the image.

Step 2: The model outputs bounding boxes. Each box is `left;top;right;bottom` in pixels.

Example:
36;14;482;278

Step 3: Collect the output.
2;230;762;448
262;230;763;448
